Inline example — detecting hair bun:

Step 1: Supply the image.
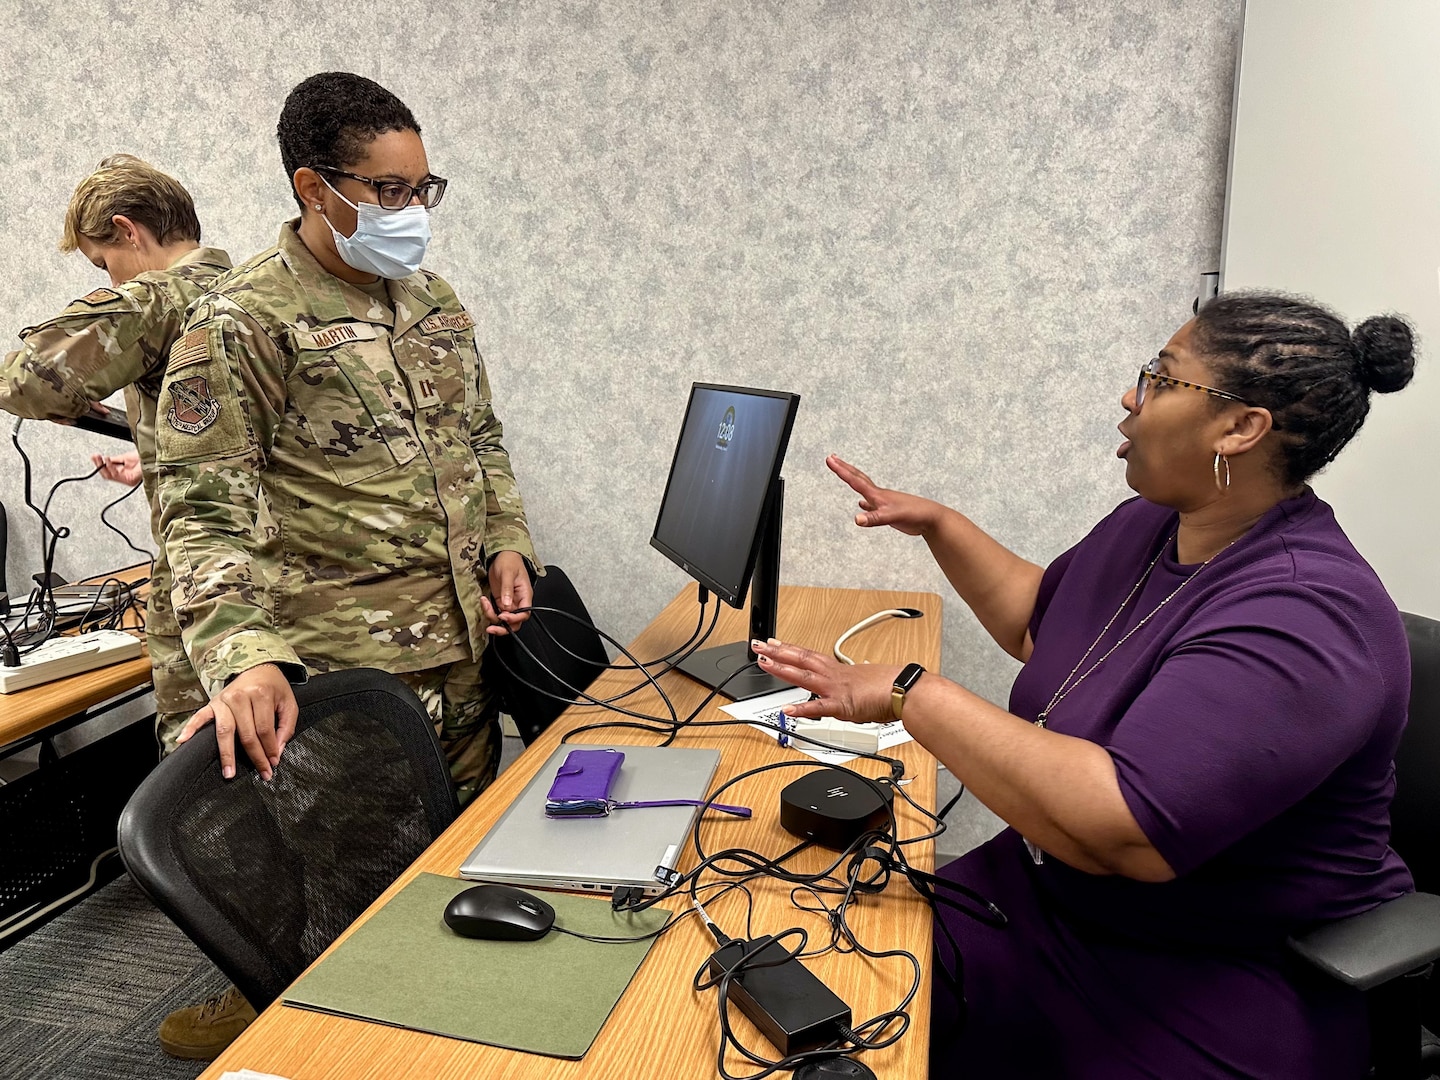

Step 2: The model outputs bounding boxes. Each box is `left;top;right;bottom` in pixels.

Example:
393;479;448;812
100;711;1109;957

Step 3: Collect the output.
1351;315;1416;394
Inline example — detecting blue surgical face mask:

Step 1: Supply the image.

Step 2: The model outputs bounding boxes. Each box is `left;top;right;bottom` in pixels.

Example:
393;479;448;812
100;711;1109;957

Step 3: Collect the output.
320;176;431;280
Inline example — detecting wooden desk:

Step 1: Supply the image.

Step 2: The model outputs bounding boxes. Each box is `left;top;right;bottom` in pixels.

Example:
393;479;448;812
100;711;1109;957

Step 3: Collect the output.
201;584;943;1080
0;562;153;748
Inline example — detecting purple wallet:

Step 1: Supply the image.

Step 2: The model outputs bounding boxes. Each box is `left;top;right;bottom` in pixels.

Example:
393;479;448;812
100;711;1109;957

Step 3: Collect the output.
543;747;753;820
544;749;624;817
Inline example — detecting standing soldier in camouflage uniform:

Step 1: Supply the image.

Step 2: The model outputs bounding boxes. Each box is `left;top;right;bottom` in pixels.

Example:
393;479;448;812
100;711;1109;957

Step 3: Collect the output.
0;154;230;753
162;72;539;812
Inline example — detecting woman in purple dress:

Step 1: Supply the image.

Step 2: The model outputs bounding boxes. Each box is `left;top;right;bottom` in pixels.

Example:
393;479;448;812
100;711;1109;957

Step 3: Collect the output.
752;294;1418;1078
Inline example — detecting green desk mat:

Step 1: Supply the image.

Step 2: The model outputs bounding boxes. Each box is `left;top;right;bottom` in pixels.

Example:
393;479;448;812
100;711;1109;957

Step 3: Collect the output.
282;872;673;1058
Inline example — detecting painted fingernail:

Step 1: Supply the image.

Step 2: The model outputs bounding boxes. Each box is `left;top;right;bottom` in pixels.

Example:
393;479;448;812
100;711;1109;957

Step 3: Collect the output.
757;655;771;665
750;639;764;650
767;637;780;645
223;766;235;779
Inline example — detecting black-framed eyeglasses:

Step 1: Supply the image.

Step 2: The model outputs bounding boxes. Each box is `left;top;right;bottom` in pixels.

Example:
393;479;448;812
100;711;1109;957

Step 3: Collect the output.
313;166;448;210
1135;357;1248;411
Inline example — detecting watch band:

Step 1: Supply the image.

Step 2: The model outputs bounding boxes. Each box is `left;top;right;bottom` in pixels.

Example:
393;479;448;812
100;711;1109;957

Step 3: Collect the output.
890;662;926;720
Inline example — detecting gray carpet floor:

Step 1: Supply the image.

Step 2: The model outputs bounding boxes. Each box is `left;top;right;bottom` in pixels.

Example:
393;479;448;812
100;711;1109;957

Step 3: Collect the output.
0;872;229;1080
0;737;1001;1079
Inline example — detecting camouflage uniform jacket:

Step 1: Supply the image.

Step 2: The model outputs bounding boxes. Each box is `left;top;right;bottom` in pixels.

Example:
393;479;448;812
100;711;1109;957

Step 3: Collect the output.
0;246;233;642
154;222;539;696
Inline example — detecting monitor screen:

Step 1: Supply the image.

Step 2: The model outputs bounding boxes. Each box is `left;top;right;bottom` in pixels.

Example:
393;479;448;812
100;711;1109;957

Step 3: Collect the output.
650;384;800;607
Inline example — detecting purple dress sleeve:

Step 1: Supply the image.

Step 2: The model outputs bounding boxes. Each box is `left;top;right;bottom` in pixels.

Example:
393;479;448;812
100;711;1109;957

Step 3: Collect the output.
1108;582;1388;876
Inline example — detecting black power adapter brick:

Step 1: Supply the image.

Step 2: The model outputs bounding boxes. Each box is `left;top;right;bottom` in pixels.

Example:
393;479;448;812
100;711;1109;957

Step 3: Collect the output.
779;767;894;851
707;936;852;1056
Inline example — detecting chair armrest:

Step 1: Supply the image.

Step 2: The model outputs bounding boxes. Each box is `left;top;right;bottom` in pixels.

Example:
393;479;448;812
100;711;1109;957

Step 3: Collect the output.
1288;892;1440;991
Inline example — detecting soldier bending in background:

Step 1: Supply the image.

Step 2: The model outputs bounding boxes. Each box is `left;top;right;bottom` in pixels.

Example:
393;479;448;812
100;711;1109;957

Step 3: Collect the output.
0;154;232;753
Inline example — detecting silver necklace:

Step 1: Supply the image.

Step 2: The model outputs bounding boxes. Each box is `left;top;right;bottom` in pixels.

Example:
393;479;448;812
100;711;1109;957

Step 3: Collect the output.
1024;531;1222;867
1034;532;1219;729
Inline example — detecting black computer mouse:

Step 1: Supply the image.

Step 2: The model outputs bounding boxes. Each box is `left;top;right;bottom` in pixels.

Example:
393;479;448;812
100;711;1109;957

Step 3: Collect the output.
443;884;556;941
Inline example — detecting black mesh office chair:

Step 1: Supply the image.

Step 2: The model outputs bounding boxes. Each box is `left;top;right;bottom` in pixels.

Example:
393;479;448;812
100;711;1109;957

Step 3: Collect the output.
1;500;8;598
117;668;457;1011
487;565;609;745
1289;612;1440;1079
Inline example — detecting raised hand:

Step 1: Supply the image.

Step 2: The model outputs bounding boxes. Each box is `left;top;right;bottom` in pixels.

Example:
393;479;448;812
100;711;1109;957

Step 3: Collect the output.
827;454;938;536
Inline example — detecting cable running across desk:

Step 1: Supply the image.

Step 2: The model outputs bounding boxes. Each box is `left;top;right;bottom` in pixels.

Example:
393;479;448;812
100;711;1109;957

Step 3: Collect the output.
491;598;1008;1078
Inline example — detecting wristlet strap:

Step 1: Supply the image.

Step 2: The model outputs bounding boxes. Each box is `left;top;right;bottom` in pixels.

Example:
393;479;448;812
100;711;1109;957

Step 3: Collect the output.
610;799;752;818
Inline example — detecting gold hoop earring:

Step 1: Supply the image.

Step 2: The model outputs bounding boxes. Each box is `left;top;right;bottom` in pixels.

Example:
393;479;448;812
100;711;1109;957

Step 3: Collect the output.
1214;452;1231;494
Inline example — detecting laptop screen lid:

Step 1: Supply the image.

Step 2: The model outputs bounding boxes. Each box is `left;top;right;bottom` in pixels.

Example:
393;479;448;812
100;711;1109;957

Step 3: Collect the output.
459;744;722;896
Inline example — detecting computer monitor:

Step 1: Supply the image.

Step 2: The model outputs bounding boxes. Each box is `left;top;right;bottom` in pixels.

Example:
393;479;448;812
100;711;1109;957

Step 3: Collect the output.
650;383;801;700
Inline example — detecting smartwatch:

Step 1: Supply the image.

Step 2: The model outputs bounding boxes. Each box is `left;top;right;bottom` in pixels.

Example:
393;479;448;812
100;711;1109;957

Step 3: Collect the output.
890;663;926;720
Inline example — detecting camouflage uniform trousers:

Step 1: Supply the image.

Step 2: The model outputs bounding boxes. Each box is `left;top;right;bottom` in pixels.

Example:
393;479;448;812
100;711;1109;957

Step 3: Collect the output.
151;629;210;756
392;656;502;808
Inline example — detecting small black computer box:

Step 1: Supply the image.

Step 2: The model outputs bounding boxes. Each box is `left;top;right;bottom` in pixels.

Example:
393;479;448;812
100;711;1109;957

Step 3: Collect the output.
779;767;893;851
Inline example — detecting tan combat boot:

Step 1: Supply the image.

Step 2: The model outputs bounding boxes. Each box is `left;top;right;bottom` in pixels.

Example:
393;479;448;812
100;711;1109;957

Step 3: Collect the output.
157;985;257;1060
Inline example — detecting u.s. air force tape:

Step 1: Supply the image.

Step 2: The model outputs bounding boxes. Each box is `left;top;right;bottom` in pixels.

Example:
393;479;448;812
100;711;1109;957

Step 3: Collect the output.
419;311;475;334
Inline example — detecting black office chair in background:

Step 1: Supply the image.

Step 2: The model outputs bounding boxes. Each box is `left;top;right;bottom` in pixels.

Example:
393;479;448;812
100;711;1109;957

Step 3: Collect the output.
1289;612;1440;1079
117;668;457;1011
1;499;9;603
487;564;609;745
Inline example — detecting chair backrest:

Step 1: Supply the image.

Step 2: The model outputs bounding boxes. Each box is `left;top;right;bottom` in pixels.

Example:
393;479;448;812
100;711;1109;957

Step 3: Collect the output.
1392;613;1440;894
486;565;609;745
1;499;8;597
117;668;457;1010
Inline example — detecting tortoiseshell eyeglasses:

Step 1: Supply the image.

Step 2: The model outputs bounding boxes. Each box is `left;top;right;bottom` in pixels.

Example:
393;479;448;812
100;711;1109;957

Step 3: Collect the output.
1135;357;1249;410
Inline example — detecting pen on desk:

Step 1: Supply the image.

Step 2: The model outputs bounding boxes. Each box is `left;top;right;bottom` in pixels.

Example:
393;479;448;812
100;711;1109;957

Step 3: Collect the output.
654;843;681;886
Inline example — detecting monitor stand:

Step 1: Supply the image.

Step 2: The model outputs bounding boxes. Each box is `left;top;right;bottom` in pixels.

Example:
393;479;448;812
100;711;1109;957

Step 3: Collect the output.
676;478;792;702
676;642;792;701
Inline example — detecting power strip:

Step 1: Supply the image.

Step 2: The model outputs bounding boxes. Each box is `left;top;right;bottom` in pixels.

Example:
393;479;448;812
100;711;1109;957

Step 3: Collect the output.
0;630;145;694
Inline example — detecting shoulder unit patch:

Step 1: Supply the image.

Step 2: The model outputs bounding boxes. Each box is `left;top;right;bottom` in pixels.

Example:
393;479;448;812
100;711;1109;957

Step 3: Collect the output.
78;287;122;305
166;375;222;434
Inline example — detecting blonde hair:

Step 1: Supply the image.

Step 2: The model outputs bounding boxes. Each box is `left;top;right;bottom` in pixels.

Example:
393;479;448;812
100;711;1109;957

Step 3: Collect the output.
60;154;201;252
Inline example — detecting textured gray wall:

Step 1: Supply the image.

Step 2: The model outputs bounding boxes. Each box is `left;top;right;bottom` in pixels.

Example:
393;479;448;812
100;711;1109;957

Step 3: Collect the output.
0;0;1241;710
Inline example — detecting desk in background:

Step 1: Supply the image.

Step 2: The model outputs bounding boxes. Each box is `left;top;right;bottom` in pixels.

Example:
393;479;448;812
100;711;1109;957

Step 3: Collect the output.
1;560;153;752
202;584;944;1079
1;561;156;944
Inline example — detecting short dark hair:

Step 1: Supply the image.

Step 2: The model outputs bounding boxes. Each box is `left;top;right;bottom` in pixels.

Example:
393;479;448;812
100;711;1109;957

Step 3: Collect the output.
276;72;422;209
1193;293;1417;486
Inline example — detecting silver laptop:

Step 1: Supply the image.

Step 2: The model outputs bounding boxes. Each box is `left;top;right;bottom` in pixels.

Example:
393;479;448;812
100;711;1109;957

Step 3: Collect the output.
459;743;723;896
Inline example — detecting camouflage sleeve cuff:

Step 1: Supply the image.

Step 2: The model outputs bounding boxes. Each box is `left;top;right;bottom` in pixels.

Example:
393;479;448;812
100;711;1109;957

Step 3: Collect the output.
0;351;90;420
486;540;544;578
199;631;308;698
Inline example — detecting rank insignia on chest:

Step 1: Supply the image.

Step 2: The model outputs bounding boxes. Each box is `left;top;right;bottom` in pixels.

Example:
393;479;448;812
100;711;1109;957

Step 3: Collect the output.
418;311;475;334
413;375;444;410
166;375;222;434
